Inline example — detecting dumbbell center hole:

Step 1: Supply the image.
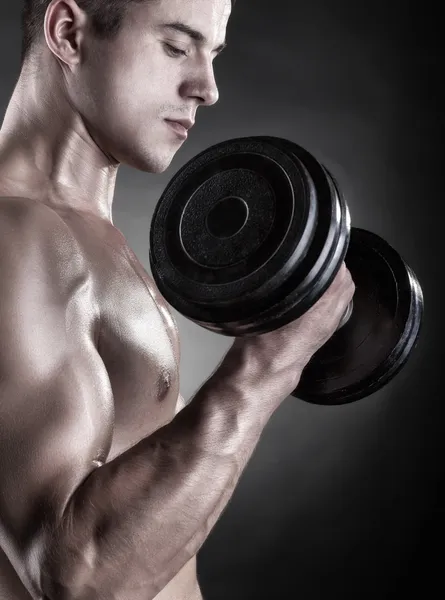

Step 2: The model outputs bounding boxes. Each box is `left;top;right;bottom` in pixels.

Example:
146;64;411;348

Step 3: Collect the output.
206;196;249;239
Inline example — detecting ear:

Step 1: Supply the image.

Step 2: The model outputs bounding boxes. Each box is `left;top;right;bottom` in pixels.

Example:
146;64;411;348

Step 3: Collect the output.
43;0;89;66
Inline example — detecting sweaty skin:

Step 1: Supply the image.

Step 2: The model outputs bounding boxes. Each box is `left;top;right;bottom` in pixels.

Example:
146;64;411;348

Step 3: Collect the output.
0;1;355;598
0;195;192;599
0;0;230;598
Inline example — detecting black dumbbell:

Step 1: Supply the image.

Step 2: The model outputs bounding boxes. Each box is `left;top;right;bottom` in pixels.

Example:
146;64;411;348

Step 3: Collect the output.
149;136;424;405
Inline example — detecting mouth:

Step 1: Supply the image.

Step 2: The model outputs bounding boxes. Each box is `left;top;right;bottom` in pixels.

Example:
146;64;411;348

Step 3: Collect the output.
164;119;194;140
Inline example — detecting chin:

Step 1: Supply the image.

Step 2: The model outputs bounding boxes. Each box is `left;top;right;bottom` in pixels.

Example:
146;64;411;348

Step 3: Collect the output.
122;145;178;173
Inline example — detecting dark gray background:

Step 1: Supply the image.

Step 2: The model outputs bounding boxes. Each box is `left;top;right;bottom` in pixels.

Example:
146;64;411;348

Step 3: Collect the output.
0;1;443;599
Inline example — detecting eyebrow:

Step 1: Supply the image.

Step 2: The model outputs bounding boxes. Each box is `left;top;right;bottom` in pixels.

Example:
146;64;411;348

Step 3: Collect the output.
159;22;227;54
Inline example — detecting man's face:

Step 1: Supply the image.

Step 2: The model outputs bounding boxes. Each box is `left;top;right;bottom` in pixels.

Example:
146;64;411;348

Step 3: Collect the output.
69;0;232;172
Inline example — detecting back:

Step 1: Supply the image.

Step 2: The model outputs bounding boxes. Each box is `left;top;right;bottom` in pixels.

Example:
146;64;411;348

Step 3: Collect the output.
0;197;114;598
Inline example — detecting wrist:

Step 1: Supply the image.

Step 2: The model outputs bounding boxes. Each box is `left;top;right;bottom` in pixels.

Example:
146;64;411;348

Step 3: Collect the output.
217;340;306;411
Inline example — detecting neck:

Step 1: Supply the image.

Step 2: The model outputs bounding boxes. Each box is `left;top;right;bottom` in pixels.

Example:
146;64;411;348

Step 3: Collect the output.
0;56;119;224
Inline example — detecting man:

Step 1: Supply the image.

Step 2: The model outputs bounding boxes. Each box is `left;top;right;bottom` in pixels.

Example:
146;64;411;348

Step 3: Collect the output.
0;1;355;599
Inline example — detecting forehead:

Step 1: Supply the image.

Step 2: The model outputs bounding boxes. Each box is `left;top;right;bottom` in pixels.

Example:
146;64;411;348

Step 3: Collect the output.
130;0;232;40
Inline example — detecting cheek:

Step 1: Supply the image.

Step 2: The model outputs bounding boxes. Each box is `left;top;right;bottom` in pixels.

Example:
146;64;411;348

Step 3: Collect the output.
103;63;170;118
72;44;178;143
79;66;148;128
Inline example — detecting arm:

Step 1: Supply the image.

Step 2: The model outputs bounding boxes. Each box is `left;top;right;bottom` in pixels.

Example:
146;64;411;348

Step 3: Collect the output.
0;198;113;599
0;200;300;600
43;342;294;600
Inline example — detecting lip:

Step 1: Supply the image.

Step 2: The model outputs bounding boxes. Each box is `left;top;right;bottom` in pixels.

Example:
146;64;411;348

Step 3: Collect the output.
165;119;194;139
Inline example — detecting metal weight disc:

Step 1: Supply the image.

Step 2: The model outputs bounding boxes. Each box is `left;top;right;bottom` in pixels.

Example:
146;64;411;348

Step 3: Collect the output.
293;228;424;405
198;137;352;335
196;136;352;335
150;137;319;332
248;136;350;333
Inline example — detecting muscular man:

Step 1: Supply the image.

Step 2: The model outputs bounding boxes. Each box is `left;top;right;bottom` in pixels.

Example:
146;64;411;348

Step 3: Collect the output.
0;1;355;598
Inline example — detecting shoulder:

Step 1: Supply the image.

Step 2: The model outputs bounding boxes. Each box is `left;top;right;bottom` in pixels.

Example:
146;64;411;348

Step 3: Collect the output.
0;195;67;227
0;196;88;280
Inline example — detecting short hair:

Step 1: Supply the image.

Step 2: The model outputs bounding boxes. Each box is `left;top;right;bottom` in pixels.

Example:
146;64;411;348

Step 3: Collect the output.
20;0;236;67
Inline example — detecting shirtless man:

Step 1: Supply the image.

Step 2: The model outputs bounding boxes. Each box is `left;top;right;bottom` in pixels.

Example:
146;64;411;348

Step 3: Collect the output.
0;0;355;598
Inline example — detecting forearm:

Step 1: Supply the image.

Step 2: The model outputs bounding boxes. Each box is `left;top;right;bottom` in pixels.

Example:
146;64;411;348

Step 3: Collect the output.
41;347;297;600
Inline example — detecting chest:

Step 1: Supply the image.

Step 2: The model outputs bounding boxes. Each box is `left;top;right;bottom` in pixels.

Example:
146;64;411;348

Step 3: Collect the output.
99;248;181;461
71;214;182;462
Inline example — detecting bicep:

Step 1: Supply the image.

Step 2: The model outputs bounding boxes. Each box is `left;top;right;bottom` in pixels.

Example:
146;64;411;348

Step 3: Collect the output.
0;354;112;599
0;349;112;533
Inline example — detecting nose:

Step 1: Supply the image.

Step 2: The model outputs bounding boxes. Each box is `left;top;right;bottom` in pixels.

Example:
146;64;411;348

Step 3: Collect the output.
181;59;220;107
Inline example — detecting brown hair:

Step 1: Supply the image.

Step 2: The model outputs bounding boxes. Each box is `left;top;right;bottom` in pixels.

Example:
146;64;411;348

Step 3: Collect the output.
21;0;236;65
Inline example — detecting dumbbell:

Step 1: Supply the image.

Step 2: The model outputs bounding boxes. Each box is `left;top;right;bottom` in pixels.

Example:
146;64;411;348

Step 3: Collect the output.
149;136;424;405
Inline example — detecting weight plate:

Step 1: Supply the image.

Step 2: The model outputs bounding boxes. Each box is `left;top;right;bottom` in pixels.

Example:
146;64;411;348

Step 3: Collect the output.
150;137;318;327
241;136;350;334
197;136;351;335
293;228;424;404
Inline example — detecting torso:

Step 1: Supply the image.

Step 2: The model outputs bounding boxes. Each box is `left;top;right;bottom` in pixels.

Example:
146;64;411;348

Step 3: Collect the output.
0;196;202;600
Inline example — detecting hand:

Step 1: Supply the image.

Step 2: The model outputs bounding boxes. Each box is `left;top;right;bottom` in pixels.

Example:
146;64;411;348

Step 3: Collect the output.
228;262;356;399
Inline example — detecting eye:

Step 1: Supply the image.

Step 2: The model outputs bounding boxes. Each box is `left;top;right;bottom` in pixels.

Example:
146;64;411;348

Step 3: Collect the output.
164;43;188;58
